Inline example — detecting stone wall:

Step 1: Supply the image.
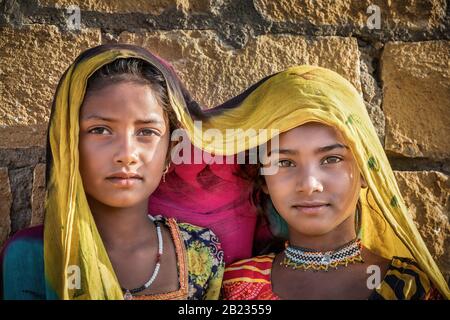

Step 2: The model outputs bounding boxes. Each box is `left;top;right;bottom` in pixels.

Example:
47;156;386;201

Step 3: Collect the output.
0;0;449;282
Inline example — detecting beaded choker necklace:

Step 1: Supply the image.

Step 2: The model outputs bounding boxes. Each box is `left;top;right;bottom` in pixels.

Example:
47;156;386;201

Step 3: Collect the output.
122;215;163;300
281;238;364;272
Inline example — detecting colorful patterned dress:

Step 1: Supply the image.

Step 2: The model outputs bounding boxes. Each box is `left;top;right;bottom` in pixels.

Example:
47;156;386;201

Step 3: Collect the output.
222;254;442;300
1;216;224;300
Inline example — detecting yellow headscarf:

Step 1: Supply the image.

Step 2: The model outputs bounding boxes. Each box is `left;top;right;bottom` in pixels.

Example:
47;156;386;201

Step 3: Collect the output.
44;44;196;299
45;43;448;299
182;65;449;298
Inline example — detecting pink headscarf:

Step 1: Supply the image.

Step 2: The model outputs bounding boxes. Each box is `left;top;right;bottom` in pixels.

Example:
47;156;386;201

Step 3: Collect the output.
149;144;272;264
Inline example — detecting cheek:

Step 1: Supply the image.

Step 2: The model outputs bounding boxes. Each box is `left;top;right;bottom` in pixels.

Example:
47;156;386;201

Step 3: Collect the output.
326;164;361;205
78;138;109;181
79;139;93;172
325;162;352;186
140;137;169;172
264;174;293;205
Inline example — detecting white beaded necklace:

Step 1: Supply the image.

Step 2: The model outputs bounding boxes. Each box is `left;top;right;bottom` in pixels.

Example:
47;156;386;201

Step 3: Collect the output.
282;238;364;272
122;215;163;300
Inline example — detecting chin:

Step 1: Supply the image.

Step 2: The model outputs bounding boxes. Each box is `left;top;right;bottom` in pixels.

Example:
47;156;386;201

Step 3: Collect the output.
294;221;336;237
100;196;145;208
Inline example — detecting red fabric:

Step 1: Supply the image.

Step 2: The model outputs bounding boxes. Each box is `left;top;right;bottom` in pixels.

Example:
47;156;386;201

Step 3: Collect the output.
149;144;273;264
222;254;280;300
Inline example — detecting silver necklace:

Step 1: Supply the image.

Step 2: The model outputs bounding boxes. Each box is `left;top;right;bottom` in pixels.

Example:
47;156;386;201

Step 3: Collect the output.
282;238;364;272
122;215;163;300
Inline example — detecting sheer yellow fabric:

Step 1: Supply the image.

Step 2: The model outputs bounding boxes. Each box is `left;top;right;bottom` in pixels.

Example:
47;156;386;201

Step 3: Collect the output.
181;66;449;298
44;48;189;299
45;47;448;299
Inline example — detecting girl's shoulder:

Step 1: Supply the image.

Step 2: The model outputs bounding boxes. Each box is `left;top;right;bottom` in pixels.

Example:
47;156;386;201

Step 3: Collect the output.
371;256;442;300
222;254;278;300
157;216;222;253
1;225;46;300
1;225;44;261
156;216;225;300
224;254;275;282
177;221;220;243
177;219;223;258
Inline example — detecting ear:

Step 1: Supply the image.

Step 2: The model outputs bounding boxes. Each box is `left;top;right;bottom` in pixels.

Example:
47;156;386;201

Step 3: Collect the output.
165;139;178;167
360;174;368;189
169;139;179;153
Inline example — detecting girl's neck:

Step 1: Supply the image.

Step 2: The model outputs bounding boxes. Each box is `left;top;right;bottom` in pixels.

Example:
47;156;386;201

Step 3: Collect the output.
288;214;357;252
87;196;155;252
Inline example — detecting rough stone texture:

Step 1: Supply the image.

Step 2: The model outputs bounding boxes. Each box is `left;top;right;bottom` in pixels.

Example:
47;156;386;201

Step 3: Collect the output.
0;125;48;148
0;24;101;147
31;163;46;226
0;168;12;246
8;166;34;234
359;45;384;144
254;0;447;30
395;171;450;282
117;30;362;108
0;147;46;169
382;41;450;160
37;0;210;15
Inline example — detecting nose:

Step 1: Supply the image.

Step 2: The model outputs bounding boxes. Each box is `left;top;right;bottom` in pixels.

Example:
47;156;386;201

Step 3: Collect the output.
294;168;324;195
113;134;138;166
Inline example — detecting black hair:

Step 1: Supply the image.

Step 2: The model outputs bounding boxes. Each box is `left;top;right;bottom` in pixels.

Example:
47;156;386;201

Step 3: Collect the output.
84;57;179;133
45;44;208;185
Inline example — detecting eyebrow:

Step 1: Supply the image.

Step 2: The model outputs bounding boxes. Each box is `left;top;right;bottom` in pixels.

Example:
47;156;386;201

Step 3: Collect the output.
268;143;348;156
316;143;349;153
81;115;164;125
268;149;298;156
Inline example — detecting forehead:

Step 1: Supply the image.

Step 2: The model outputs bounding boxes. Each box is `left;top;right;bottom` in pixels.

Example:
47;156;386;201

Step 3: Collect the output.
80;82;165;119
278;122;346;147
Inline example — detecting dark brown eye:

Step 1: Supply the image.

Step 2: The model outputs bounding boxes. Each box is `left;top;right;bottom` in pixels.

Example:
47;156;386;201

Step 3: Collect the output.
277;159;295;167
322;156;342;165
137;128;160;137
88;127;110;135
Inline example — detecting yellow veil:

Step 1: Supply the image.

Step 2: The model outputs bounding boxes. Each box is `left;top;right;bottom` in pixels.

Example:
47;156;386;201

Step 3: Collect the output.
45;43;448;299
44;45;196;299
184;65;449;298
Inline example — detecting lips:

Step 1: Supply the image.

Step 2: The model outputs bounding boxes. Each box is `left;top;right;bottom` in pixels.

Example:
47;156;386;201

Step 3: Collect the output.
292;201;330;214
107;172;143;179
106;172;143;187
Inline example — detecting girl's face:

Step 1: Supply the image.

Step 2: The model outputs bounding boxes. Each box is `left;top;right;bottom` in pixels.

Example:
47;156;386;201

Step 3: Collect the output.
79;82;170;208
262;122;366;237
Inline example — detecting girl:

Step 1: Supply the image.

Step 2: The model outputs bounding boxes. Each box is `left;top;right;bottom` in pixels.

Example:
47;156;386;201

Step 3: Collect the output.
187;65;449;299
1;44;224;300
